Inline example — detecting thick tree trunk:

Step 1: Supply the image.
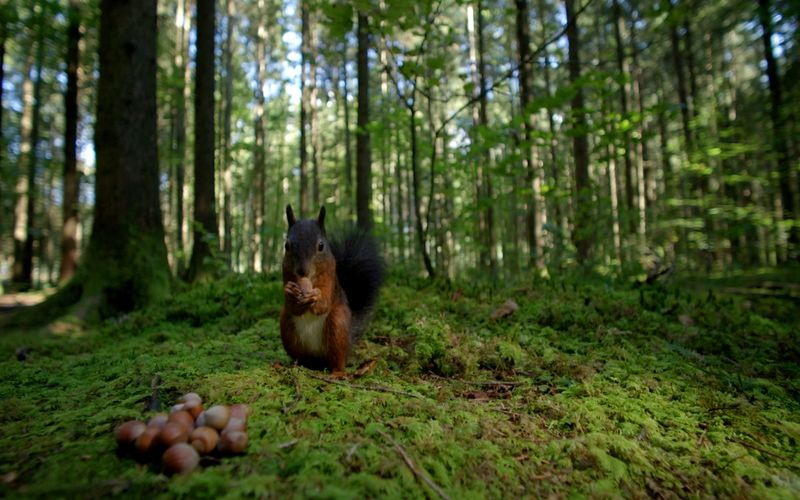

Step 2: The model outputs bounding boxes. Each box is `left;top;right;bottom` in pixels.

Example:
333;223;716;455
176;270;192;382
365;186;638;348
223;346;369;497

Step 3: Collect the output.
758;0;797;251
21;43;44;289
186;0;219;282
60;0;81;284
514;0;544;267
565;0;591;264
72;0;171;316
356;13;372;230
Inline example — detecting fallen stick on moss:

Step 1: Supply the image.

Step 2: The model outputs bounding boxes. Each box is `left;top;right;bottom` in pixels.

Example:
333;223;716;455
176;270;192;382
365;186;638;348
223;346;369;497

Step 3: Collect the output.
426;374;525;386
377;429;451;500
304;372;426;400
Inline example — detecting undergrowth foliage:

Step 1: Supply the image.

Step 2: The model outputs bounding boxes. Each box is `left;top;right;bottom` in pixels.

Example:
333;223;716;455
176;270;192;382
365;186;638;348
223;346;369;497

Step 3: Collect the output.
0;274;798;497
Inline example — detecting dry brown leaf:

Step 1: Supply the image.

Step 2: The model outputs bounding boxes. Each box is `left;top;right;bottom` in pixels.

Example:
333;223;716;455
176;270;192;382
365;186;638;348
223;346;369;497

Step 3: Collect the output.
353;358;378;378
678;314;694;326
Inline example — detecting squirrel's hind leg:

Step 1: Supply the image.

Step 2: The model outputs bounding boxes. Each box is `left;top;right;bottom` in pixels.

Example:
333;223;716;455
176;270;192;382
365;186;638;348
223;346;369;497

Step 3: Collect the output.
324;303;352;377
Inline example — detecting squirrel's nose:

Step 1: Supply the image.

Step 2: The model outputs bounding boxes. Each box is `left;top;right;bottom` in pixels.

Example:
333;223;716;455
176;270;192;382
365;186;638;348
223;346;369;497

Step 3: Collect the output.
295;267;307;277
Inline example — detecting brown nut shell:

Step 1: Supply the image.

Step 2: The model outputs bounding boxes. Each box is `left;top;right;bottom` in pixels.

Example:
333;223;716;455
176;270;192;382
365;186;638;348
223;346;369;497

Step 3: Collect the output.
178;392;202;404
297;277;313;293
203;405;230;430
158;422;190;447
217;430;248;455
135;425;162;454
163;443;200;475
115;420;146;447
168;410;195;430
183;399;204;419
223;417;247;433
229;404;251;420
190;426;219;454
147;413;169;428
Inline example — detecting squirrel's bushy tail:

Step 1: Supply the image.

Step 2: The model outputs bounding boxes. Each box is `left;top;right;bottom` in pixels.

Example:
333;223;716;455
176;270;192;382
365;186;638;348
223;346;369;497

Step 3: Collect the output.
330;226;385;337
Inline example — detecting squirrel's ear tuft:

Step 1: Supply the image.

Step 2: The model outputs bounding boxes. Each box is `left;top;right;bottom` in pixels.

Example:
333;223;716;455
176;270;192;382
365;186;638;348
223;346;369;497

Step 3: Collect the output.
317;206;326;234
286;204;296;228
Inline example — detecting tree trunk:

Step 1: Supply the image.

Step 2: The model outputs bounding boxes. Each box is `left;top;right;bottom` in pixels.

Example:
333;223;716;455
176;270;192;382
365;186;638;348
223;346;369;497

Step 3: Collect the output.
408;93;435;278
14;11;46;290
186;0;219;282
468;1;495;273
341;43;354;217
12;47;35;289
60;0;81;284
356;13;372;230
514;0;544;268
253;6;267;272
565;0;591;265
172;0;191;274
72;0;171;316
758;0;797;251
221;0;234;264
612;0;635;235
311;21;320;210
299;0;310;216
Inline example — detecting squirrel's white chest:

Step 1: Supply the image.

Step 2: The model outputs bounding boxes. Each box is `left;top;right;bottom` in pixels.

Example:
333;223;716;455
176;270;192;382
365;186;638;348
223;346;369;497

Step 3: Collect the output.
292;312;328;357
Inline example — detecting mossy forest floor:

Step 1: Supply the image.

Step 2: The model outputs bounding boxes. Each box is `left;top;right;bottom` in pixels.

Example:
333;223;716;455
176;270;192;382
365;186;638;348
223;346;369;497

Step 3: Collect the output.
1;270;799;498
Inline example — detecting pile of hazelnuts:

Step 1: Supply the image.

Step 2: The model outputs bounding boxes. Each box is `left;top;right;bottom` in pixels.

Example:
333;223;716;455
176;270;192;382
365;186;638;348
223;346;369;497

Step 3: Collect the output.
114;392;250;475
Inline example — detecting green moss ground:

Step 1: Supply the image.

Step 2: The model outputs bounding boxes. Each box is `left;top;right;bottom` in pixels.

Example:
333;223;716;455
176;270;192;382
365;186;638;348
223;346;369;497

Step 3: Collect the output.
1;272;798;498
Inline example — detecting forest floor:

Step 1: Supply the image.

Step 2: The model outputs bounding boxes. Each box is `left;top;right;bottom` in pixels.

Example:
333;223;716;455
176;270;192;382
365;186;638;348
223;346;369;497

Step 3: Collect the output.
0;269;799;498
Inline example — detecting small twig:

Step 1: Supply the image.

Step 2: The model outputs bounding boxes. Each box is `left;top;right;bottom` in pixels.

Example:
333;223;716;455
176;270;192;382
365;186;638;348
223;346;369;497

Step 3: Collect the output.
731;438;793;462
282;368;302;414
146;375;161;412
427;374;525;387
305;372;426;400
278;439;299;450
377;430;451;500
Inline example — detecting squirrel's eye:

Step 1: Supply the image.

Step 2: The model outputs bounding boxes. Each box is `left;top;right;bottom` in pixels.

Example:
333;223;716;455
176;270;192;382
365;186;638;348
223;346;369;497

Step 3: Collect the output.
318;241;324;252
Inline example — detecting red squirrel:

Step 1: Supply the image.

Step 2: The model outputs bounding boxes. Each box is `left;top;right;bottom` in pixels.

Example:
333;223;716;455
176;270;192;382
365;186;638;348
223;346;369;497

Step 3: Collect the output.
280;205;385;377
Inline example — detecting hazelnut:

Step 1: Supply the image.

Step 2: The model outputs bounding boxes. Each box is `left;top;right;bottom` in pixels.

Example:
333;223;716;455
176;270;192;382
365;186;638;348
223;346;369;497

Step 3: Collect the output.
203;405;230;430
168;410;194;430
190;426;219;454
217;430;248;455
223;417;247;433
115;420;146;448
158;422;190;447
135;425;162;454
183;399;204;419
147;414;169;428
297;277;313;293
229;404;251;420
178;392;202;405
163;443;200;475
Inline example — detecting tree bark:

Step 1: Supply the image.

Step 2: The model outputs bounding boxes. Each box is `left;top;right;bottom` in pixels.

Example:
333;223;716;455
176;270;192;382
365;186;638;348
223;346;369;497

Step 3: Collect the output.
612;0;635;234
76;0;170;315
12;46;35;289
14;10;45;289
186;0;219;282
514;0;544;268
356;13;372;231
171;0;191;274
253;4;267;272
299;0;310;216
221;0;234;264
758;0;797;250
468;1;495;273
565;0;591;264
60;0;81;284
341;43;354;217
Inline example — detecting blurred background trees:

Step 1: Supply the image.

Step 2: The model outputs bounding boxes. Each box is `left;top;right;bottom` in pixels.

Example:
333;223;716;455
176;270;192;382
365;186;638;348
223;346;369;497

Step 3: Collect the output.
1;0;798;303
